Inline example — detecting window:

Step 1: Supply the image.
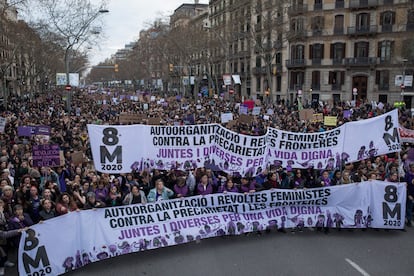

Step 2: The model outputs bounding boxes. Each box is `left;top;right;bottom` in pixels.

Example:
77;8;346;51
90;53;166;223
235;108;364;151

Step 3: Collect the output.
335;0;344;8
256;77;261;91
328;71;345;89
309;43;324;64
375;70;389;90
354;42;369;58
314;0;322;10
291;17;305;34
380;11;395;32
312;71;321;90
290;71;304;89
275;52;282;64
330;43;346;63
312;16;324;35
334;15;344;34
291;45;305;60
407;10;414;31
256;56;262;67
356;13;370;31
377;41;393;62
380;11;395;25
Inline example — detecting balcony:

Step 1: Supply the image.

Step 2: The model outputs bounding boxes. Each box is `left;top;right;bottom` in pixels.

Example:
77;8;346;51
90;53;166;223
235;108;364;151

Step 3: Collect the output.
332;58;344;65
349;0;378;9
253;66;268;75
311;58;322;65
286;59;306;68
378;84;389;91
379;57;392;64
312;84;321;90
288;4;308;15
312;29;323;36
335;1;345;8
347;25;377;36
406;24;414;31
332;84;342;91
333;27;345;35
381;24;393;33
344;57;378;66
314;3;323;10
287;30;307;41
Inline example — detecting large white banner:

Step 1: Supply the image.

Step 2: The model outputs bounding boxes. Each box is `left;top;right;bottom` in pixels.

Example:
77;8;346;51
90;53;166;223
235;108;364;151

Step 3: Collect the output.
87;110;400;175
18;181;406;276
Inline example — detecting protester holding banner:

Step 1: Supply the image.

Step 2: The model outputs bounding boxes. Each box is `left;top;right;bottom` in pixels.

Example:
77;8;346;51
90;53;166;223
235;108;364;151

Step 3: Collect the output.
122;185;147;205
239;177;256;193
55;193;78;215
38;199;56;220
218;178;238;193
262;172;280;190
7;205;33;245
407;179;414;227
84;192;106;209
173;177;189;198
147;179;174;202
0;227;27;276
291;169;306;189
196;174;214;196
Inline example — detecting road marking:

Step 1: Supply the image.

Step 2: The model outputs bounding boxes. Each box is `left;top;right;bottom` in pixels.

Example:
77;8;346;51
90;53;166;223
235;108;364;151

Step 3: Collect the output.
345;258;370;276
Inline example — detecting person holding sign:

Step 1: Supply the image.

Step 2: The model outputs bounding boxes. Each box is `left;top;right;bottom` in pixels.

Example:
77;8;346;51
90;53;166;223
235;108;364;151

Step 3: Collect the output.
147;180;174;202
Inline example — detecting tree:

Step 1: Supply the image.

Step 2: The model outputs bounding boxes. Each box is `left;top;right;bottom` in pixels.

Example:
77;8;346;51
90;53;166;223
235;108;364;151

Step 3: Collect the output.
32;0;108;110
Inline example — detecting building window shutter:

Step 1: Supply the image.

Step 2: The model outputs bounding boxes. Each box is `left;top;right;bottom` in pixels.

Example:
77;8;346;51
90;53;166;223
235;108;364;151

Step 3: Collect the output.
328;71;334;84
309;44;313;59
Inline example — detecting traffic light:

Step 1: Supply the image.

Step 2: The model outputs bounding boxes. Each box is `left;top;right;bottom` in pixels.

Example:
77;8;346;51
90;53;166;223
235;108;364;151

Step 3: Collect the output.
114;64;119;72
169;64;173;72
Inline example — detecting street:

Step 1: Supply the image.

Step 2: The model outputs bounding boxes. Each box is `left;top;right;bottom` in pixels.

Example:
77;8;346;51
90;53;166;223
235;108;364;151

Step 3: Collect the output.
9;227;414;276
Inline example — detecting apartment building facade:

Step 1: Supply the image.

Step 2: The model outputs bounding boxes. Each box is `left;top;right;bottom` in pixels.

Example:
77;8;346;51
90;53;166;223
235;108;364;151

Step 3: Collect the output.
208;0;414;106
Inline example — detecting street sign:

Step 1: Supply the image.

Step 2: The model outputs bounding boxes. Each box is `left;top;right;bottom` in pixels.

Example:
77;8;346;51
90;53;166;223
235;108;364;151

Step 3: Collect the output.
352;88;358;95
65;85;72;91
298;89;303;96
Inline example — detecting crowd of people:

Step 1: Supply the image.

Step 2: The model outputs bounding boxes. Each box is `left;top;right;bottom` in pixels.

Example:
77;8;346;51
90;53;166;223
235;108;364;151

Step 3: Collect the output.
0;89;413;274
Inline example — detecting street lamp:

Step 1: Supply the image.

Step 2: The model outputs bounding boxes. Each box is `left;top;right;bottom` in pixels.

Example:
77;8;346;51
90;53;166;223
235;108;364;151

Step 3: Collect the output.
352;87;358;103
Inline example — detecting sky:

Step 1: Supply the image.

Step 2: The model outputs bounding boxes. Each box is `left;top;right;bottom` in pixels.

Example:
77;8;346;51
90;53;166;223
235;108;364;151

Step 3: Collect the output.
89;0;209;65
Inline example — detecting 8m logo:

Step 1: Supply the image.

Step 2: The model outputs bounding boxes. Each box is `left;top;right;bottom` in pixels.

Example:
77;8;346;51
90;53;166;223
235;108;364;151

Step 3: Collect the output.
100;127;123;171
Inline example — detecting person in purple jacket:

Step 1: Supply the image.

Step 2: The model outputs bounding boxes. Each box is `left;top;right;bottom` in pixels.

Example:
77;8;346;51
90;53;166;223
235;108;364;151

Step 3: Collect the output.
239;177;256;193
174;177;189;198
196;174;213;195
94;180;109;202
218;179;239;193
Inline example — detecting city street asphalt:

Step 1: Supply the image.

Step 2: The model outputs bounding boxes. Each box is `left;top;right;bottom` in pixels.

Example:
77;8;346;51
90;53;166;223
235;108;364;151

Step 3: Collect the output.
7;227;414;276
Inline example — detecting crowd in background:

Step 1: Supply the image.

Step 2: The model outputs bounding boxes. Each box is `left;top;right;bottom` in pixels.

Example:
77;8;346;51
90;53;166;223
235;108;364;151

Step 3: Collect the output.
0;89;413;272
